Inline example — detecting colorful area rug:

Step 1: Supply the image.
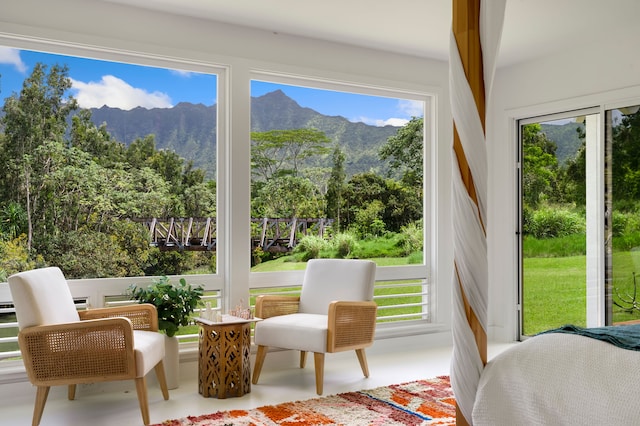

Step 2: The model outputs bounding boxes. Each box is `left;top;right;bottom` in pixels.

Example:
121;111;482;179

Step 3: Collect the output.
153;375;455;425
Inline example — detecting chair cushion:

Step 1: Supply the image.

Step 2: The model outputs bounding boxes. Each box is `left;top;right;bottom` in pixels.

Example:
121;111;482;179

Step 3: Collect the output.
8;267;80;329
133;330;166;377
254;313;328;353
299;259;375;314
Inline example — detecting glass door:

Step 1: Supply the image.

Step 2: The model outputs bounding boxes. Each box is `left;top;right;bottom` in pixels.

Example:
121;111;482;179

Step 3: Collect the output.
518;110;601;337
606;105;640;325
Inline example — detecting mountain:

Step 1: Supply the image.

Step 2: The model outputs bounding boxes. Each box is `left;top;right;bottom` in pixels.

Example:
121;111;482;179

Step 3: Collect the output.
540;122;584;165
88;90;400;179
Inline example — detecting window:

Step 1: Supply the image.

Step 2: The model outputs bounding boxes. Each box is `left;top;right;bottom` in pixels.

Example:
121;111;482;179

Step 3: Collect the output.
248;75;432;328
0;47;220;280
0;46;223;362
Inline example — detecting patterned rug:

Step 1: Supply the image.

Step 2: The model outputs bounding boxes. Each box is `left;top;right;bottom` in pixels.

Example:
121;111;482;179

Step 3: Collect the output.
153;376;455;425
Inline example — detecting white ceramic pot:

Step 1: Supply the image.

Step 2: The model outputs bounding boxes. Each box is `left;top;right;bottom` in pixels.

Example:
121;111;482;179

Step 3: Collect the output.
163;334;180;390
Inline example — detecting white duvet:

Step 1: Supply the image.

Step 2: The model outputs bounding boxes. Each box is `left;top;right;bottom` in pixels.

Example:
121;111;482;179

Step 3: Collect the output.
473;333;640;425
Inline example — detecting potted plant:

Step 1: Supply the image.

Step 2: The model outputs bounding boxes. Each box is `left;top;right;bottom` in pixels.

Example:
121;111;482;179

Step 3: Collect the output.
128;276;204;389
128;276;204;337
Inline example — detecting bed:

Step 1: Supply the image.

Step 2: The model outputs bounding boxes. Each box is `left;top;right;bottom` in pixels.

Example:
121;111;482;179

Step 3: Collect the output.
472;325;640;425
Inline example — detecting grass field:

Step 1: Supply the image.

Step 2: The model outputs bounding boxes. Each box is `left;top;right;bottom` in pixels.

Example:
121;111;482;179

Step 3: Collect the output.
522;256;586;335
523;247;640;335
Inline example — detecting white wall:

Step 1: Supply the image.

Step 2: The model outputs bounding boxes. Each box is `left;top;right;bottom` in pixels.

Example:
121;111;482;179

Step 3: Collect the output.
488;23;640;341
0;0;455;331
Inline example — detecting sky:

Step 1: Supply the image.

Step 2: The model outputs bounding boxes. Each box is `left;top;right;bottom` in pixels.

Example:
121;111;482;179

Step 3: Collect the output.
0;46;423;127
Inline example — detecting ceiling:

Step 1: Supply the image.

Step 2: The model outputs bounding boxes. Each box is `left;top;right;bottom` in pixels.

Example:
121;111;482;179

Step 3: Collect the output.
103;0;640;68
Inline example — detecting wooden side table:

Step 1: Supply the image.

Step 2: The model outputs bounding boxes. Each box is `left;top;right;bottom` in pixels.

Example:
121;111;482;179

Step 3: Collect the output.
197;316;256;398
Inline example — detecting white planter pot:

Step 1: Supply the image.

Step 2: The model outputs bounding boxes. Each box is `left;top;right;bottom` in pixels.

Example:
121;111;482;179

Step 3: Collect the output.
163;334;180;390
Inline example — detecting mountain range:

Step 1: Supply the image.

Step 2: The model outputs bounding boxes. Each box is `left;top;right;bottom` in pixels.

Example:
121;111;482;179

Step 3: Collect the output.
89;90;401;179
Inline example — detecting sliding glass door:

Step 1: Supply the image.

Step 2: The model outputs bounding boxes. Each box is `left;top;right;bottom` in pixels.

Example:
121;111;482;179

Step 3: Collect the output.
607;105;640;325
518;110;600;337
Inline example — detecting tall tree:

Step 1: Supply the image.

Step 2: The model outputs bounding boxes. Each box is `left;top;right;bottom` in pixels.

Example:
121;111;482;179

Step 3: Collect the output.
251;128;331;181
325;146;346;227
379;117;424;186
0;63;78;250
521;123;559;208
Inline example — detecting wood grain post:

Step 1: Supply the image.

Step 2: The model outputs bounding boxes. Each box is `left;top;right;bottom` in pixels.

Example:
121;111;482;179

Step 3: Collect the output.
452;0;487;424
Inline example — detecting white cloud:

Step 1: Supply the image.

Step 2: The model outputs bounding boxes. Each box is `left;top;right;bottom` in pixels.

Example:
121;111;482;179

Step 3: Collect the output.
397;99;424;118
351;116;409;127
0;47;28;73
169;69;194;77
70;75;172;110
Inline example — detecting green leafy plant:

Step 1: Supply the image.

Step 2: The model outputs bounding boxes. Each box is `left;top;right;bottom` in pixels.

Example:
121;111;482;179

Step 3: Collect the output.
128;276;204;337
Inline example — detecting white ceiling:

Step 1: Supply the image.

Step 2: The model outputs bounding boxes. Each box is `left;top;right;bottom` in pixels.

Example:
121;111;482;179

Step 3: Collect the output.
103;0;640;68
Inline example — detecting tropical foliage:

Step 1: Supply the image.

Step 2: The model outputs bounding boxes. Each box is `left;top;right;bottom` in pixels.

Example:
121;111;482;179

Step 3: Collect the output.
0;61;425;279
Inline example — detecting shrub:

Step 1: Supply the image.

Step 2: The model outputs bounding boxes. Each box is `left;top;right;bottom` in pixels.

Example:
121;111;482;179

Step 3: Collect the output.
397;220;423;256
332;232;358;258
293;235;329;261
407;251;424;264
524;206;585;239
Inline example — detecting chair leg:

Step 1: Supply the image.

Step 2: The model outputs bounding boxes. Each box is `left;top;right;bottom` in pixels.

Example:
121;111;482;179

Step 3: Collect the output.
135;377;150;426
300;351;307;368
154;361;170;400
252;345;267;384
313;352;325;395
68;384;77;400
355;348;370;377
32;386;49;426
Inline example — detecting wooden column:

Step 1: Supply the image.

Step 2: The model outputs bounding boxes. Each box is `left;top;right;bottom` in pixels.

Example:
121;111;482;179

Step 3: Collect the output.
452;0;487;424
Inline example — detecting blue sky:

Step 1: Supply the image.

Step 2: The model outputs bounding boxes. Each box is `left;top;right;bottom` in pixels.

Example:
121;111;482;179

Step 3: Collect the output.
0;46;422;126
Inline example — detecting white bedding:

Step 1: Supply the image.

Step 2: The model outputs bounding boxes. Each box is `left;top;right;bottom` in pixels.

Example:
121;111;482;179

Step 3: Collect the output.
472;333;640;425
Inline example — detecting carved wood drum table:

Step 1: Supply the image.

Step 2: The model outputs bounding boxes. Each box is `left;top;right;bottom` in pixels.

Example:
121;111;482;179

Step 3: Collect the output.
197;316;258;398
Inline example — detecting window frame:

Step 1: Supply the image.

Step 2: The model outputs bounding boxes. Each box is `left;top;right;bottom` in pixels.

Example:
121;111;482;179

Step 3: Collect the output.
248;70;436;336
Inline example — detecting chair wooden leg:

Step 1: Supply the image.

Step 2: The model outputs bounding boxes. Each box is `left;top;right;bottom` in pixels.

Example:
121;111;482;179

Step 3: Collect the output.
313;352;325;395
154;361;170;400
135;377;150;426
68;384;76;400
355;348;370;377
300;351;307;368
252;345;267;384
32;386;49;426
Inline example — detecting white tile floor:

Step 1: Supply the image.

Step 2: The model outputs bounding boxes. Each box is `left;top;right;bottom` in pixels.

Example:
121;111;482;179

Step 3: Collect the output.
0;335;514;426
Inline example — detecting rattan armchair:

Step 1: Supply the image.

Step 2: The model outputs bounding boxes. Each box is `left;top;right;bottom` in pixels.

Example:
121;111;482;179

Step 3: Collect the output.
8;267;169;426
252;259;377;395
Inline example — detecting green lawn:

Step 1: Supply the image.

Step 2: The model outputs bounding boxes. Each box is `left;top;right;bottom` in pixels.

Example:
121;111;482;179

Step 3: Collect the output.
523;250;640;335
522;256;586;335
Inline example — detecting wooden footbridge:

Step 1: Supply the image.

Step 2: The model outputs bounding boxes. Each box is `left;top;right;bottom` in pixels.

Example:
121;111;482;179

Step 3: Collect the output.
133;217;334;253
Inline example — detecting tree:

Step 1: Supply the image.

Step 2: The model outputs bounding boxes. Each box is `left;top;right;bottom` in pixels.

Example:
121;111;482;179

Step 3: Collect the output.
70;109;125;165
610;110;640;205
252;175;323;218
325;146;346;227
342;172;421;234
521;123;559;208
251;128;331;181
379;117;424;186
0;62;78;250
0;202;27;240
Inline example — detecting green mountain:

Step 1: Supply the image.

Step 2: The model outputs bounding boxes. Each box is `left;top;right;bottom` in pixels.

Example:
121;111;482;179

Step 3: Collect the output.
89;90;401;178
540;122;584;165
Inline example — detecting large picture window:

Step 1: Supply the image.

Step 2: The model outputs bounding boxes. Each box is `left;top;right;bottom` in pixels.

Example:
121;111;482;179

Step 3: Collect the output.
0;47;219;280
248;75;432;327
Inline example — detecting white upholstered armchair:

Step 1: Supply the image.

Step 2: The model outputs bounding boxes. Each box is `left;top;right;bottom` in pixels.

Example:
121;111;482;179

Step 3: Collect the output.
8;267;169;426
252;258;377;395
